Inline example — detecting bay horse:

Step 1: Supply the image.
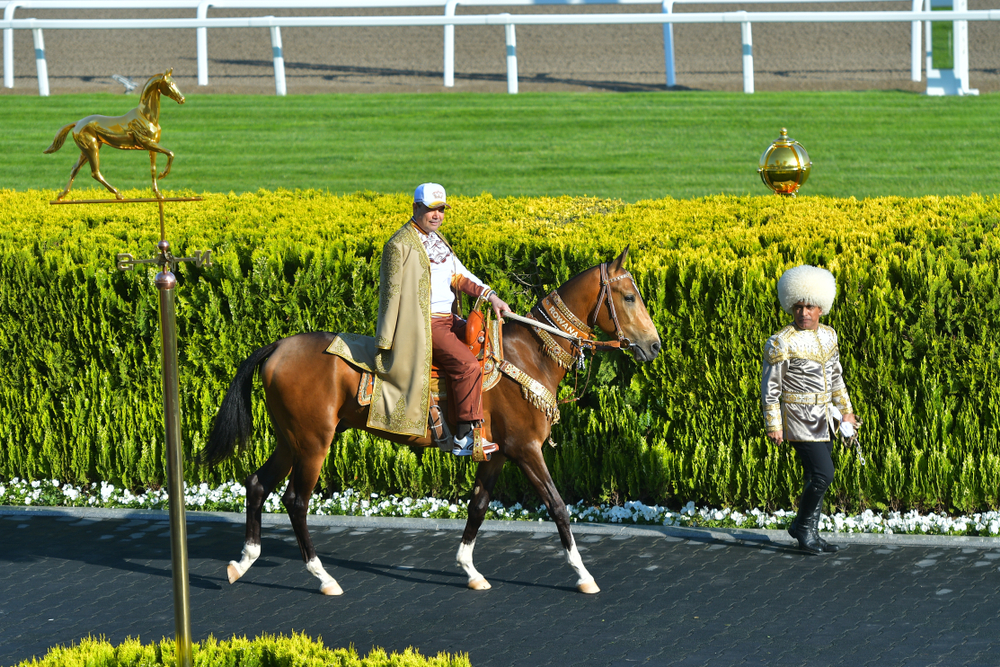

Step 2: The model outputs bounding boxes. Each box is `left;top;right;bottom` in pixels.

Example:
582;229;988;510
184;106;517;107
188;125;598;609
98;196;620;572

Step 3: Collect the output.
202;248;661;596
43;69;185;201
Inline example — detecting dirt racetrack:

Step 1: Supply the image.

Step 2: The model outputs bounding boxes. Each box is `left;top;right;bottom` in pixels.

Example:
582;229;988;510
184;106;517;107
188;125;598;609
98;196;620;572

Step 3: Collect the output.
2;2;998;95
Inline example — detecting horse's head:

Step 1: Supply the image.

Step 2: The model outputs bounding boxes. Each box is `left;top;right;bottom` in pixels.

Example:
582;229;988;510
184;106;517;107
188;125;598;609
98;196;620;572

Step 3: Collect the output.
141;68;186;107
159;68;186;105
588;248;661;362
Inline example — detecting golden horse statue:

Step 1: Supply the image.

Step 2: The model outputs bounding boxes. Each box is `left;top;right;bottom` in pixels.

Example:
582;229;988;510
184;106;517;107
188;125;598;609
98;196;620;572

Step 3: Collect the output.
44;69;185;201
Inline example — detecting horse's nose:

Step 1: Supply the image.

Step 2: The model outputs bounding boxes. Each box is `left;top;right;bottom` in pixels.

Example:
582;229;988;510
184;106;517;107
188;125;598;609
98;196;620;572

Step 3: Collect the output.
650;340;661;357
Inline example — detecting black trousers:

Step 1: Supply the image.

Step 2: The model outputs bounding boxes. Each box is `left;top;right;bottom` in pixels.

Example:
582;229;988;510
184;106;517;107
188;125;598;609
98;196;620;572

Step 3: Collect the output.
790;440;835;493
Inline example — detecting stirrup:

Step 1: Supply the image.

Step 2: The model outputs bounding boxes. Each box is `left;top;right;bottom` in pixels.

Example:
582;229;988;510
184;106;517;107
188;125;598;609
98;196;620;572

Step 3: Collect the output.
453;431;498;462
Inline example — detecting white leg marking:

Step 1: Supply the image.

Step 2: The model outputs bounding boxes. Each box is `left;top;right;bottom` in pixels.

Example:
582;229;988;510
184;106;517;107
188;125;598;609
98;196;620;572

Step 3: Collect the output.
227;542;261;584
457;539;491;590
566;539;600;594
306;557;343;596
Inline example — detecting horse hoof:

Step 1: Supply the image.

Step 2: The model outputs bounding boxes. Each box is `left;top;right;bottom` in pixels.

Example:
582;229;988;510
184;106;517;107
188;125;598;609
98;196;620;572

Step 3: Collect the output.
320;581;343;596
467;577;491;591
227;562;242;584
577;581;600;595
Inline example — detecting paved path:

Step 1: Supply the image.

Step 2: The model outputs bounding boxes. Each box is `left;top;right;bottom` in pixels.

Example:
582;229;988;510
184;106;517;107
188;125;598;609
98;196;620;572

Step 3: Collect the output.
2;507;1000;666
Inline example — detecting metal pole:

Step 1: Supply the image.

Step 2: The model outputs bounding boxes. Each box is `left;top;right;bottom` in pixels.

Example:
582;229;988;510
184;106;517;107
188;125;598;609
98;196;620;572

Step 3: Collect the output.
740;17;754;93
662;0;676;88
197;0;210;85
270;23;287;96
156;238;193;667
444;0;458;87
503;15;517;94
31;27;48;96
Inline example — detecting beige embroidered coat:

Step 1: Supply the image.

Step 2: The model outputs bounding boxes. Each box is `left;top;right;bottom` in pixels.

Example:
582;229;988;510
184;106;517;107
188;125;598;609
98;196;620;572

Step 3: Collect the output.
760;323;854;442
326;222;432;437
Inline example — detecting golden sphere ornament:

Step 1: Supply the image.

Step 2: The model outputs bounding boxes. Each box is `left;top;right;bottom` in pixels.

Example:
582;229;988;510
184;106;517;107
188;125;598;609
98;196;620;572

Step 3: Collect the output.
758;127;812;197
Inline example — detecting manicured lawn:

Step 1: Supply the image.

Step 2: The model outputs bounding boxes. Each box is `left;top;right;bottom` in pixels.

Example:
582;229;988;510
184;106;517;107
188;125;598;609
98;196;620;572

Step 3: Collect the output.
3;91;998;201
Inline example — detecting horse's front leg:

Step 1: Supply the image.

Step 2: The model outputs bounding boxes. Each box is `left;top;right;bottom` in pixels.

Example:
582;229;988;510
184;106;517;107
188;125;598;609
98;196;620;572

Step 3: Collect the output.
148;152;162;199
457;453;507;590
157;149;175;181
134;137;173;197
518;446;599;594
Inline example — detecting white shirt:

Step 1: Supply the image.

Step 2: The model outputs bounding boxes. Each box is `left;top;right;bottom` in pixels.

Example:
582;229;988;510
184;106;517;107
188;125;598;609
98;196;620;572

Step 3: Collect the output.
415;226;488;315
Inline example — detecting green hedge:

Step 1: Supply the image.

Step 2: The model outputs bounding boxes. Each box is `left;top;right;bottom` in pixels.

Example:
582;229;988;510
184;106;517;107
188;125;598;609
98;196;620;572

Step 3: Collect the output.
2;189;999;514
11;634;471;667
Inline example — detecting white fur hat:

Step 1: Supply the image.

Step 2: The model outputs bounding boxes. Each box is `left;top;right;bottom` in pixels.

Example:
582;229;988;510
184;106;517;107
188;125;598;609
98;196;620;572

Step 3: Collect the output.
777;265;837;315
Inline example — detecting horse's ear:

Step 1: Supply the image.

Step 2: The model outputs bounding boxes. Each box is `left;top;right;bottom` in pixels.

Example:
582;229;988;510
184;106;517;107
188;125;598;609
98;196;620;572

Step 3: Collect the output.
610;246;630;272
164;68;173;77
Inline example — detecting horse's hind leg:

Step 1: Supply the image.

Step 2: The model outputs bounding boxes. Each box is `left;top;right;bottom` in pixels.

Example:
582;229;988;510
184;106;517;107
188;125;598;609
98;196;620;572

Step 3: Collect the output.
283;451;342;596
227;449;291;584
518;446;599;594
81;144;122;199
457;453;507;590
55;152;87;201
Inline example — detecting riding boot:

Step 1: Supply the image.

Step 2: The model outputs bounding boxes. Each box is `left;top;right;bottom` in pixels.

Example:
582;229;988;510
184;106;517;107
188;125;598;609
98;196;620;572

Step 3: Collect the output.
788;482;831;556
788;504;838;552
811;502;840;553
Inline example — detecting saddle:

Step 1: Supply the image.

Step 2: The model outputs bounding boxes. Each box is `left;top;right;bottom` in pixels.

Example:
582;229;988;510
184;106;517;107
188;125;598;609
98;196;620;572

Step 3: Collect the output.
356;301;503;454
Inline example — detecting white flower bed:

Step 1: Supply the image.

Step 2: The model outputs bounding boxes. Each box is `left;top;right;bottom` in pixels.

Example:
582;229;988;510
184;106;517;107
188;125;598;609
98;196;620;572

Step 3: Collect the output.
2;477;1000;537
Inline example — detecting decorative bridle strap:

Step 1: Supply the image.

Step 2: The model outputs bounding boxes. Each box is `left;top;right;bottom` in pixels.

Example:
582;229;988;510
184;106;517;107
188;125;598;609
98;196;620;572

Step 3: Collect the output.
589;262;634;350
499;263;641;424
530;322;580;370
522;261;642;370
543;291;592;337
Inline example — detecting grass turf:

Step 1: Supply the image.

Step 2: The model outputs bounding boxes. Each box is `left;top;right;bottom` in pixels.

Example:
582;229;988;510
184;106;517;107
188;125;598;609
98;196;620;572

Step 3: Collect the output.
2;91;998;201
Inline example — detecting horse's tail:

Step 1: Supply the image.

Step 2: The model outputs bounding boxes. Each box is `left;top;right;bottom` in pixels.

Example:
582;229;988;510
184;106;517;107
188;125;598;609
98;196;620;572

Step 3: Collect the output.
43;123;75;154
200;341;281;466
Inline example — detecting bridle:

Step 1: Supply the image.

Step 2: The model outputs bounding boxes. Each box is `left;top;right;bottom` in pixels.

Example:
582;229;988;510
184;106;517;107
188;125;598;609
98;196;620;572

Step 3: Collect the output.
588;262;638;351
496;262;646;424
527;262;639;370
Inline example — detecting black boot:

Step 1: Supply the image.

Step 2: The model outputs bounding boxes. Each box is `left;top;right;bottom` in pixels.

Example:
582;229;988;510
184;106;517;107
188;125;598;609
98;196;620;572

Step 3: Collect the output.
811;501;840;553
788;483;832;556
788;505;838;552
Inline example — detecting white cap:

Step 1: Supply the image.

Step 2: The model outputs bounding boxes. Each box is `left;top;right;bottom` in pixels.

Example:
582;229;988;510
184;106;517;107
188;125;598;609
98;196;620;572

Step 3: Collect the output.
414;182;450;209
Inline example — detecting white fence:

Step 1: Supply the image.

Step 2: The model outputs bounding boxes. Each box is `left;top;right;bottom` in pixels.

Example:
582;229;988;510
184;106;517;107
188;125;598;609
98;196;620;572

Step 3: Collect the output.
2;0;929;92
3;8;998;95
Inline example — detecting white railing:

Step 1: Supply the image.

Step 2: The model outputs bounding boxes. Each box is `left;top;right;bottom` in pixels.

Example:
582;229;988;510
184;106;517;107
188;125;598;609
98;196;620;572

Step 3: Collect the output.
3;0;927;93
2;10;998;96
2;0;452;90
442;0;919;89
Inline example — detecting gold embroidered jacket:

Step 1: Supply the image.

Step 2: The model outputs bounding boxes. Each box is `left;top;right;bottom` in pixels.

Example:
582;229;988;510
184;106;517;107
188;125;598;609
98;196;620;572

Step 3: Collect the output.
327;222;432;437
760;323;854;442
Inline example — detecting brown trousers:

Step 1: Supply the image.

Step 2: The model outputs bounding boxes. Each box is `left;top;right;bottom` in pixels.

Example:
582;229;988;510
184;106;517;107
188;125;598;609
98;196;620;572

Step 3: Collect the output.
431;315;483;423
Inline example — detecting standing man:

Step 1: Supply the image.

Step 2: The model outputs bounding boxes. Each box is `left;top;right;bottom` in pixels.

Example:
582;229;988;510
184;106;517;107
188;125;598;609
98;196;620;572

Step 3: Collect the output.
370;183;511;457
760;265;857;555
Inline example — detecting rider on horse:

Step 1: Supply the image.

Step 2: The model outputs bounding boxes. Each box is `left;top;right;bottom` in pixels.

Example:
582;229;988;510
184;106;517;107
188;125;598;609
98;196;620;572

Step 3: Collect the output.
372;183;511;456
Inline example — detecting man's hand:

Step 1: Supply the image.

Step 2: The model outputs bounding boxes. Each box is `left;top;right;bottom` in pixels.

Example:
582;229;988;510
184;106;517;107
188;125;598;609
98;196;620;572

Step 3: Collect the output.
767;430;784;446
488;293;512;321
843;413;858;427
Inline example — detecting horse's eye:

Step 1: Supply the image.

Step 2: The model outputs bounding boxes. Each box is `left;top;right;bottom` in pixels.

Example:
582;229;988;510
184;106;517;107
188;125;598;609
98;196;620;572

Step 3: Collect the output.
624;294;636;303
